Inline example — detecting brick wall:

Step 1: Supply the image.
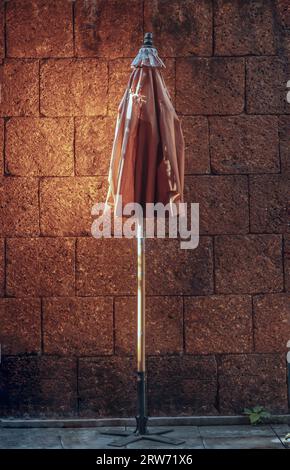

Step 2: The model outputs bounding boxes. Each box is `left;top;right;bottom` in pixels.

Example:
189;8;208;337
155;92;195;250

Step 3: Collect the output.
0;0;289;418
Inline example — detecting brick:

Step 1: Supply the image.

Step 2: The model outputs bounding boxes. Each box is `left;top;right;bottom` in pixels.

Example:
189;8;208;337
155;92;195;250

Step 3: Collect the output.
0;177;39;236
275;0;290;55
218;354;288;414
0;298;41;354
210;116;280;174
146;237;214;295
5;118;74;176
40;59;107;116
78;356;136;417
0;238;4;296
0;60;39;116
0;0;4;58
176;58;244;115
40;177;107;236
285;235;290;291
43;297;113;355
180;116;210;174
250;175;289;233
148;356;217;415
6;0;73;58
246;57;290;114
115;296;183;355
276;0;290;26
6;238;75;297
75;117;115;176
108;59;132;116
279;116;290;174
215;235;284;294
184;175;249;235
185;295;253;354
76;238;136;296
214;0;275;56
0;119;3;174
108;58;176;116
253;294;290;353
161;59;176;106
144;0;213;57
75;0;143;59
0;356;77;416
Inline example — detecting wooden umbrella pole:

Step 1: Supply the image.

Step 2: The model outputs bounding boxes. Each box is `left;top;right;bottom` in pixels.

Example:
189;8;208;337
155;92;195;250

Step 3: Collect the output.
136;220;147;434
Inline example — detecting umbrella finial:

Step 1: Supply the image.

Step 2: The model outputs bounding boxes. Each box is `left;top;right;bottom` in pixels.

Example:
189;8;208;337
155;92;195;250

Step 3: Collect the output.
131;32;165;68
143;32;153;48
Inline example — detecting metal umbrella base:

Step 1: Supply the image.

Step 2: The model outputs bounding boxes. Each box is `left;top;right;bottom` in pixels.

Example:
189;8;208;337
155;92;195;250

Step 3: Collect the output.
101;422;185;447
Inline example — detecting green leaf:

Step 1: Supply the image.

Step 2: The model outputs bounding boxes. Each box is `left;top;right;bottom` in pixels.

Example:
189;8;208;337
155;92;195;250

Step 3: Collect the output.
243;408;252;415
249;414;261;425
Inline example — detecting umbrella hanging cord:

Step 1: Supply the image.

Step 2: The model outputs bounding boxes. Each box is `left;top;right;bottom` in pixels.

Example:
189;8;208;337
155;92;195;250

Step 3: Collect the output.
136;221;147;434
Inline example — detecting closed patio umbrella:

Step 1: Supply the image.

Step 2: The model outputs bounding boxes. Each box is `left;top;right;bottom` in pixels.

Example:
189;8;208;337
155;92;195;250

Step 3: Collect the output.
102;32;185;447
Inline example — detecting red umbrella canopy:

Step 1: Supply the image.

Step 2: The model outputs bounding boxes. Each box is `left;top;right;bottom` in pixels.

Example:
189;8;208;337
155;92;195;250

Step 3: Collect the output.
106;33;185;216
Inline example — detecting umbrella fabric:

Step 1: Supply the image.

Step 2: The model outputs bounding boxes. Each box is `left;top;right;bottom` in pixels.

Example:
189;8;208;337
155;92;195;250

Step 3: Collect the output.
106;46;185;216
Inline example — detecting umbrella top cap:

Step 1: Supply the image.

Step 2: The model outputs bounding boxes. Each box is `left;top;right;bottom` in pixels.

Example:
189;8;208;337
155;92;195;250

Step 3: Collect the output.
143;32;153;48
131;32;165;69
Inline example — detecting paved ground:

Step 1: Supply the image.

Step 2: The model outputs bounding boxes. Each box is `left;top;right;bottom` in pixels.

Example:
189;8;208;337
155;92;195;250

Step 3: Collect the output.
0;425;289;449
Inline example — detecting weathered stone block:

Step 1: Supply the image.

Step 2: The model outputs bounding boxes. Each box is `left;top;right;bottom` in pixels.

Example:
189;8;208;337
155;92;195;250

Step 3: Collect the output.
215;235;283;294
0;119;3;174
6;118;74;176
0;298;41;354
184;175;249;234
249;175;289;233
0;60;39;116
0;356;77;416
279;116;290;174
246;57;290;114
40;177;107;236
176;58;244;114
144;0;213;57
78;356;136;417
0;238;4;296
75;117;115;176
148;356;218;416
6;238;75;297
210;116;280;174
146;237;214;295
214;0;275;55
185;295;253;354
43;297;113;355
40;59;108;116
253;294;290;353
0;177;39;236
75;0;143;59
284;235;290;292
218;354;288;414
181;116;210;174
0;1;4;58
6;0;73;58
76;238;136;295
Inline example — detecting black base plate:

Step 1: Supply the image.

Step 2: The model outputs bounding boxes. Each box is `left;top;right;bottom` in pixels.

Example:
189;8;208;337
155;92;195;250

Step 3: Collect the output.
100;428;185;447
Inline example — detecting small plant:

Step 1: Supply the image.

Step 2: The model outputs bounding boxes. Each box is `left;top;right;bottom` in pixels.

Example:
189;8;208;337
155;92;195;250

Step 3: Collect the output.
243;406;271;425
